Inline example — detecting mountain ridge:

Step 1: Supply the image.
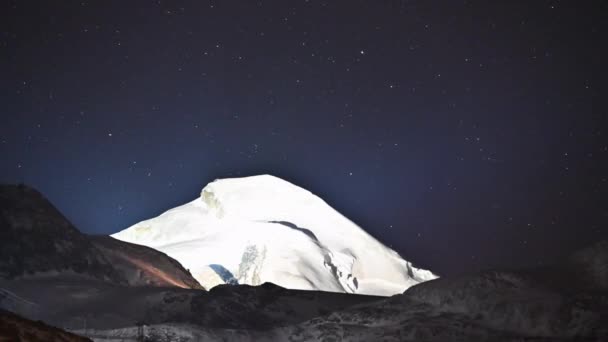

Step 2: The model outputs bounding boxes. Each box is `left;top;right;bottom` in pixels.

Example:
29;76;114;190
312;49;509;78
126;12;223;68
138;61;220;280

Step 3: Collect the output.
0;184;203;289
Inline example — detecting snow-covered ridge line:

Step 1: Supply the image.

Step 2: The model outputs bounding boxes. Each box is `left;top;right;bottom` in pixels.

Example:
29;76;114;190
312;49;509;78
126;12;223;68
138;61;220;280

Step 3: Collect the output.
113;174;437;296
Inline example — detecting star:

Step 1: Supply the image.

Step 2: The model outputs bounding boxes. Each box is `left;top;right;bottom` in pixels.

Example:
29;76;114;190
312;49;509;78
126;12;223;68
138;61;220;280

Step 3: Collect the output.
1;0;604;279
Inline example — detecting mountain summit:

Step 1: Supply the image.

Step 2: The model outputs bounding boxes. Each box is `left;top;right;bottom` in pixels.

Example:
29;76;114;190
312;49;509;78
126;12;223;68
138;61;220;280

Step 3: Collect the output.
113;175;436;295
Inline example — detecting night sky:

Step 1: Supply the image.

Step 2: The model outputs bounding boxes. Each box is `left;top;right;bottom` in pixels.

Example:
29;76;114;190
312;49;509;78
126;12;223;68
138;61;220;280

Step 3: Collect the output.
1;1;607;276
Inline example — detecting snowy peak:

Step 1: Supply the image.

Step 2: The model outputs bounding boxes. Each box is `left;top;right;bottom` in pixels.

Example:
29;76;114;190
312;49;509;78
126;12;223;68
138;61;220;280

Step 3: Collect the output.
200;175;322;220
113;175;437;296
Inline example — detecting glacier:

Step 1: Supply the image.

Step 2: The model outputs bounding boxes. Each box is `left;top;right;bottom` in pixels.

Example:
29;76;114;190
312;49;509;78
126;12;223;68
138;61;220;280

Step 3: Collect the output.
112;175;436;296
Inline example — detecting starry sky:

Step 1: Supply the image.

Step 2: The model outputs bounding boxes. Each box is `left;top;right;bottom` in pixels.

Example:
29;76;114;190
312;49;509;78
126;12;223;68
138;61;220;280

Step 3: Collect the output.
1;1;607;276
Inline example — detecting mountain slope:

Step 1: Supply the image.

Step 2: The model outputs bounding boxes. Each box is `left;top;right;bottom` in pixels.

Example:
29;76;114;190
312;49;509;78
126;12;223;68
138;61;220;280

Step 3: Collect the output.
0;309;91;342
89;236;204;289
113;175;436;295
0;184;122;282
0;184;202;289
277;258;608;342
0;277;380;334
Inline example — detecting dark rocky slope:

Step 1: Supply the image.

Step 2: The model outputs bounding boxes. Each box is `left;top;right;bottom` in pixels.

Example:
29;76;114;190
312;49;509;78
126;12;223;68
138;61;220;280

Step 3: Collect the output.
90;235;203;289
0;185;121;282
0;184;202;289
280;242;608;341
0;309;91;342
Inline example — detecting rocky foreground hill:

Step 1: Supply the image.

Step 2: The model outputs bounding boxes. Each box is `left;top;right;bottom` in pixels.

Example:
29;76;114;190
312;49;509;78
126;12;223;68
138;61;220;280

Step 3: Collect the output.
0;184;202;289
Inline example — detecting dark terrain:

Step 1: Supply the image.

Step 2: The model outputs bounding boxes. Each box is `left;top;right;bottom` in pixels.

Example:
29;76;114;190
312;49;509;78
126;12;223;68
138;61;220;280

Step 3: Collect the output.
0;184;202;289
1;184;606;341
0;309;91;342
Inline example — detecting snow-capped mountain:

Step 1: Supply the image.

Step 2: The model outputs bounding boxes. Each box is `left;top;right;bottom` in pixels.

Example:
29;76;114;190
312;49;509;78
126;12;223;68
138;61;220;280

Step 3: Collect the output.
112;175;435;295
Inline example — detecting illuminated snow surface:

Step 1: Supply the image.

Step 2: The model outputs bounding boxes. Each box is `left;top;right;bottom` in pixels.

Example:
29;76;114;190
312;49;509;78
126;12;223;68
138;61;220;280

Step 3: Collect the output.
112;175;436;295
